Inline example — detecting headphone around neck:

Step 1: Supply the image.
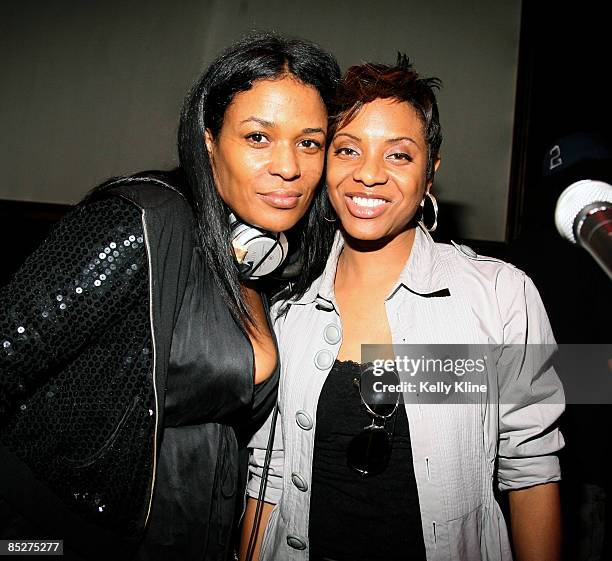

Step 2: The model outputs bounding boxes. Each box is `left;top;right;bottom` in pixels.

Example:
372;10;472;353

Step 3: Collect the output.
229;213;289;280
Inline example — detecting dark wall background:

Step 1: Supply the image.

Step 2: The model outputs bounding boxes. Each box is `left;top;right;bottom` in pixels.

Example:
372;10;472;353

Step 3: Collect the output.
1;1;611;559
0;0;522;241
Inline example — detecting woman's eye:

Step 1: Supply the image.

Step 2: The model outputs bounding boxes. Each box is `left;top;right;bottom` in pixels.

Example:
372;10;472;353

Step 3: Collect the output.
388;152;413;161
246;132;269;144
299;139;323;150
334;147;358;157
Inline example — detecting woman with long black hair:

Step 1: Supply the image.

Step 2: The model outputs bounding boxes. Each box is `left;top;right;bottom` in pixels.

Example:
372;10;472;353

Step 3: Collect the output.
0;32;339;561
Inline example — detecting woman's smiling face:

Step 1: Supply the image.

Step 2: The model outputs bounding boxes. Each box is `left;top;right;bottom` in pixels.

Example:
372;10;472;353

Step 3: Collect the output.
326;97;439;242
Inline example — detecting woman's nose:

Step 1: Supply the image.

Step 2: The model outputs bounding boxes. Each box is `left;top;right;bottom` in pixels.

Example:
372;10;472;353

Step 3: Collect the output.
352;154;387;187
269;142;301;181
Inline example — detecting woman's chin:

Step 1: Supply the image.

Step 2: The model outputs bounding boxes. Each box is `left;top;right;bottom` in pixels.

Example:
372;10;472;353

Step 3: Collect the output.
340;222;390;242
339;217;416;245
247;209;305;233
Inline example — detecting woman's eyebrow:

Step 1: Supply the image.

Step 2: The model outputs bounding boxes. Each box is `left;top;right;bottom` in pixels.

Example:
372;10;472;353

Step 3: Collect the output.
239;119;325;135
333;132;420;148
387;136;419;146
303;127;326;134
333;132;361;141
240;116;274;128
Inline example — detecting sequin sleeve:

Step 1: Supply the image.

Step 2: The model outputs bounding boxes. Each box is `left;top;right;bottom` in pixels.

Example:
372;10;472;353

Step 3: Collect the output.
0;196;147;421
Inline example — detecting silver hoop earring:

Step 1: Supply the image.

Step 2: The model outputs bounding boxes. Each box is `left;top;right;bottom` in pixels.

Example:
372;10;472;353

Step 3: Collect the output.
420;191;438;232
323;215;337;223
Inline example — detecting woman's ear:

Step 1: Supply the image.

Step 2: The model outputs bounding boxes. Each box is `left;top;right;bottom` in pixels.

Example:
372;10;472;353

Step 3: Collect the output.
204;129;221;185
433;155;441;175
427;155;442;190
204;129;215;159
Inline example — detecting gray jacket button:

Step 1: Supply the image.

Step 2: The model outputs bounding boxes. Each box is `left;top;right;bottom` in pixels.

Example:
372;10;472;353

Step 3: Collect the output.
286;535;307;550
323;324;341;345
291;472;308;492
314;349;334;370
295;410;313;430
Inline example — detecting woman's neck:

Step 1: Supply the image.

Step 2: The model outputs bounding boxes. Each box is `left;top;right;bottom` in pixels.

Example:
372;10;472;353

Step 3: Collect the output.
335;226;417;291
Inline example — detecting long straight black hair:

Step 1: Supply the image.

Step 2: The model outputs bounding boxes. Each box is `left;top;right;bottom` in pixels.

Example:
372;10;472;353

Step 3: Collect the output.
177;31;340;327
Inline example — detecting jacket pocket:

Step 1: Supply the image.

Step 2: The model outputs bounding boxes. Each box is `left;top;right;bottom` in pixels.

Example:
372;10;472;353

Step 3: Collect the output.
447;503;483;561
58;396;141;468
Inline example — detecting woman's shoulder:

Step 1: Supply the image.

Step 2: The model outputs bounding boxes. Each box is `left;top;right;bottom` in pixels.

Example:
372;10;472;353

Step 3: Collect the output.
86;171;193;216
437;239;538;310
51;195;144;250
437;239;551;327
68;172;197;270
436;240;528;288
430;240;556;345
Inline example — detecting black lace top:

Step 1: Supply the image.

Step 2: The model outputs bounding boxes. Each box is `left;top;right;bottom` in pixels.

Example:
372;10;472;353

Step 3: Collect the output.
309;359;426;561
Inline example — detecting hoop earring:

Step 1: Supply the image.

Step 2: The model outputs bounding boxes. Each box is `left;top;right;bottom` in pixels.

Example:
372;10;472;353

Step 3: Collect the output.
323;215;337;223
420;191;438;232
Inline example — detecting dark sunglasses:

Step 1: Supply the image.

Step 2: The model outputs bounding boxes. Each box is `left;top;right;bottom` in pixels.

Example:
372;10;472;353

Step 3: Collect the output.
347;363;401;477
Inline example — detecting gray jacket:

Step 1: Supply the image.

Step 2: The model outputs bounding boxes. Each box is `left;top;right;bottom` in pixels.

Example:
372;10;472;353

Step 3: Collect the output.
248;225;565;561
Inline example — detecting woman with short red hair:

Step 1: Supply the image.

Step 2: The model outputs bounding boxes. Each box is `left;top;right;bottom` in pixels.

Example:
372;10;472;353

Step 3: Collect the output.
242;56;563;561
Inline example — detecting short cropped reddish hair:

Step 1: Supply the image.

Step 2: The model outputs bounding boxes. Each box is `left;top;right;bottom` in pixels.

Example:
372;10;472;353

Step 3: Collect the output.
330;54;442;181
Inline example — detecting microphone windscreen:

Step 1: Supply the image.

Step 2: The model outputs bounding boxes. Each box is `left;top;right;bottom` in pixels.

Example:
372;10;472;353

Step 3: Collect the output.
554;179;612;243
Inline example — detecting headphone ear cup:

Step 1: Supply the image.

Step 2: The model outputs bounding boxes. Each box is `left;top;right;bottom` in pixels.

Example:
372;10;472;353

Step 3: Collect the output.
229;216;289;280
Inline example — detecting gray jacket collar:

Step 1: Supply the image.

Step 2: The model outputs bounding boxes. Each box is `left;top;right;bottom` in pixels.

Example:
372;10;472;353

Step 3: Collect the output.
295;223;451;310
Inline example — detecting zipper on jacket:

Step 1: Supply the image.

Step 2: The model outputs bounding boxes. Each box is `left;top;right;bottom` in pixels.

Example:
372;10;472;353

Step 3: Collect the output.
237;474;250;529
141;210;159;527
432;521;437;546
425;457;431;480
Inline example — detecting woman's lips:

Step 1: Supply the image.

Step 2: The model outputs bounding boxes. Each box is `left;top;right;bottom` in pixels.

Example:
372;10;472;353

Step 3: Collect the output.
344;194;391;219
257;191;302;209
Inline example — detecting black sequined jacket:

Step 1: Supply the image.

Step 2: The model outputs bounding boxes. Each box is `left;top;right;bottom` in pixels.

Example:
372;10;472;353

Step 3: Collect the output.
0;182;278;560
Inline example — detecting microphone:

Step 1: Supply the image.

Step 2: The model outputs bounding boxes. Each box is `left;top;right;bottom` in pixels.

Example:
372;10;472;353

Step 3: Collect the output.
554;179;612;280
